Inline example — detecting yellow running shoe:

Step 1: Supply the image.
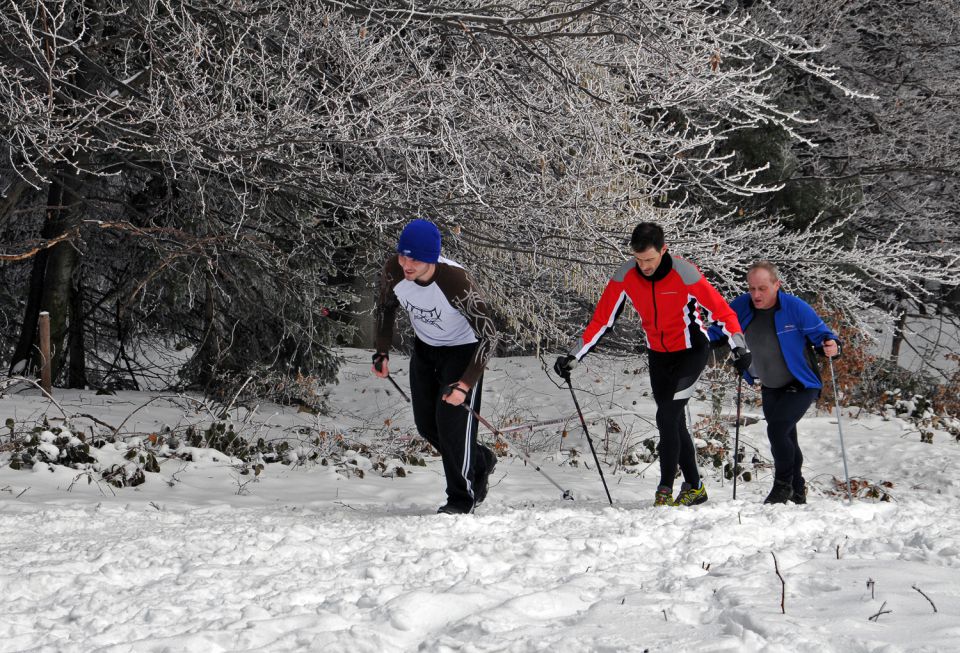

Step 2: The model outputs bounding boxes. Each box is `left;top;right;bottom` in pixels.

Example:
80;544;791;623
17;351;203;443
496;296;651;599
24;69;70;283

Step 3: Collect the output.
674;481;708;506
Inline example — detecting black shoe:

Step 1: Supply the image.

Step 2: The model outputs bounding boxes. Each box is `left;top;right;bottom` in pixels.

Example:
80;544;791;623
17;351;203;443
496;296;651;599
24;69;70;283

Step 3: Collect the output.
789;485;807;505
437;503;473;515
474;446;498;505
764;480;794;504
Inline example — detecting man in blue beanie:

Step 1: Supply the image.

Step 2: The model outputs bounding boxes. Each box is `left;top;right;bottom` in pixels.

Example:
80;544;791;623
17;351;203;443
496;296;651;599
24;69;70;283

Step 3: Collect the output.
373;219;500;514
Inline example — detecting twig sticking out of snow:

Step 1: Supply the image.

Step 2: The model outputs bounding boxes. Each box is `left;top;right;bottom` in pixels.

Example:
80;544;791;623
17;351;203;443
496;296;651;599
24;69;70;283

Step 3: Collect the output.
771;552;786;614
869;601;892;622
912;585;938;613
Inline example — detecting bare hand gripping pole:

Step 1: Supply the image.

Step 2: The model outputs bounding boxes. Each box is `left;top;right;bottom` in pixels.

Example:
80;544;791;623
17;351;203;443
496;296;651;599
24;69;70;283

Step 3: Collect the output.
373;355;411;403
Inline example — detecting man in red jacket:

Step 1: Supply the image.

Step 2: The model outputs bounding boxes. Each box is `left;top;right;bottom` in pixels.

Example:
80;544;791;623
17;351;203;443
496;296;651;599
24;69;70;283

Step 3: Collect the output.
555;222;751;506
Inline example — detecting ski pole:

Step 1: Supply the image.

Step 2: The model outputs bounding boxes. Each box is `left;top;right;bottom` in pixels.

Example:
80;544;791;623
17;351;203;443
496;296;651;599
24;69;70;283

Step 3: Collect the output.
732;375;742;500
495;415;576;435
564;379;613;506
384;374;410;403
827;357;853;502
461;404;574;501
374;355;411;403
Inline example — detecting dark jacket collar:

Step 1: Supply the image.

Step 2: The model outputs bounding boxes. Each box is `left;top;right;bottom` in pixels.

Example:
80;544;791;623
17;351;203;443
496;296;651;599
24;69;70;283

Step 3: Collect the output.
640;251;673;282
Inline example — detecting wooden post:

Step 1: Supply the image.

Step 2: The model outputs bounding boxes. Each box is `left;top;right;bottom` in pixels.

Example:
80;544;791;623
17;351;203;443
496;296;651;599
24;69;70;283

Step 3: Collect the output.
39;311;52;394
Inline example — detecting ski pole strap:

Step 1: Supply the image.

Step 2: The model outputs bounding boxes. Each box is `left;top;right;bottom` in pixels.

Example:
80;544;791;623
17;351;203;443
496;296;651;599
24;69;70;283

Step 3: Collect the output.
444;384;468;398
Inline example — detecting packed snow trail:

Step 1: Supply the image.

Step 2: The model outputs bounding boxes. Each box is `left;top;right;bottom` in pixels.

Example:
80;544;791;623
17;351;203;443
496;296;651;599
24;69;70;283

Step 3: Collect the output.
2;491;959;652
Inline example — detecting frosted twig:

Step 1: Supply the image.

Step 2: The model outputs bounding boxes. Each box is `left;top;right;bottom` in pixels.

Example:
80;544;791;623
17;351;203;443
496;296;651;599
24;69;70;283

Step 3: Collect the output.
8;377;67;419
221;375;254;417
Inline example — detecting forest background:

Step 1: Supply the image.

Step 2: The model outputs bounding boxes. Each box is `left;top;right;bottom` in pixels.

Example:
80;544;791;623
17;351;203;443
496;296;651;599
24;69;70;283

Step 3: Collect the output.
2;0;959;415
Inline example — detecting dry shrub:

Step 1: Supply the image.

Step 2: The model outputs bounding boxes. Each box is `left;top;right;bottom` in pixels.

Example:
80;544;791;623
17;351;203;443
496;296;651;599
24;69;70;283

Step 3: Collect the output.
811;305;874;410
932;353;960;415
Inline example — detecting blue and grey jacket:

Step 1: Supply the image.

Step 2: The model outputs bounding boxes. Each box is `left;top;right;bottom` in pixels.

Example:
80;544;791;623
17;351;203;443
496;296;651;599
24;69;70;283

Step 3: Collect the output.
713;291;840;389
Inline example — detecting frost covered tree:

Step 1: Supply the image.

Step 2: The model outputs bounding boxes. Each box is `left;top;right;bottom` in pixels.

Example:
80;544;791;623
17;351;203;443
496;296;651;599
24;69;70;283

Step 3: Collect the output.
315;1;960;352
2;0;957;395
725;0;960;371
1;0;374;392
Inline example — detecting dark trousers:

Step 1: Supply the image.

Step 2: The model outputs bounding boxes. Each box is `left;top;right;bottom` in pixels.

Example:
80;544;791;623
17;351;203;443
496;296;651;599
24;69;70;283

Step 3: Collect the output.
409;338;489;511
648;346;708;490
761;385;819;493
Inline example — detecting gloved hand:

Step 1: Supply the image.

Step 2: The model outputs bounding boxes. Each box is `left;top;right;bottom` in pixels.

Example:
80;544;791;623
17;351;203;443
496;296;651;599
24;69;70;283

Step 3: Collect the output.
553;354;578;380
730;347;752;373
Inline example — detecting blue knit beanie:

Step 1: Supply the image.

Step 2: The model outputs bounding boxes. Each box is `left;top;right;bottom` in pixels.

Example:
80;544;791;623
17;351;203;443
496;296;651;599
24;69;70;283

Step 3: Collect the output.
397;219;441;263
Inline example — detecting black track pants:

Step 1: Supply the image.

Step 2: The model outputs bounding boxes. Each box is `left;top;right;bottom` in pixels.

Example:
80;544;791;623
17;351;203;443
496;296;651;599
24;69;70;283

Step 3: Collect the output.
761;386;818;494
648;346;708;491
409;338;489;511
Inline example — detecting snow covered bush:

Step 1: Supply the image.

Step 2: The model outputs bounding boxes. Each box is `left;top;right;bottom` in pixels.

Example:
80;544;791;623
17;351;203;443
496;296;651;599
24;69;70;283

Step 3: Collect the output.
0;409;426;487
6;423;96;471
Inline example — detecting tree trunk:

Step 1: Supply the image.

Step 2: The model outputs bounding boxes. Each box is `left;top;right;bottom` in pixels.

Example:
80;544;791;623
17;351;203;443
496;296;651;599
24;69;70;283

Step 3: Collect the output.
8;246;49;376
192;273;220;388
67;267;87;388
890;302;909;362
9;175;81;382
41;226;79;380
0;178;31;223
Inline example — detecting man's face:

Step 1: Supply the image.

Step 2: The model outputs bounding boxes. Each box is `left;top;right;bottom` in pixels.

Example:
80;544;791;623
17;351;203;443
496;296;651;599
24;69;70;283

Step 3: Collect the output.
633;245;667;277
747;268;781;310
398;255;435;282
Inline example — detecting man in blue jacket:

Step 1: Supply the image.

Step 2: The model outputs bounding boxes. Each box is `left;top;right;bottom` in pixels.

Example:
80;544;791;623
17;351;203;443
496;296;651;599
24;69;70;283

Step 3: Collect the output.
729;261;840;504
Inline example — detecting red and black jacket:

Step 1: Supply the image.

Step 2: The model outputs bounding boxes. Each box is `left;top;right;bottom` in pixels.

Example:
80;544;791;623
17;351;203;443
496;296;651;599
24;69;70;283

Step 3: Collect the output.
570;253;745;358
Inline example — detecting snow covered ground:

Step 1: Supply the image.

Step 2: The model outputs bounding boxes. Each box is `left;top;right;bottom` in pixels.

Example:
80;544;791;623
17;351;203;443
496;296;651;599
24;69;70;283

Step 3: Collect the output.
1;348;959;652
